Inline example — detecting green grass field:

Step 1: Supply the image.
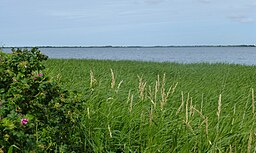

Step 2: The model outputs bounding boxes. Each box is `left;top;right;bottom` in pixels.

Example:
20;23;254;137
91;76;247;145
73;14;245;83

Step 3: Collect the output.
44;59;256;152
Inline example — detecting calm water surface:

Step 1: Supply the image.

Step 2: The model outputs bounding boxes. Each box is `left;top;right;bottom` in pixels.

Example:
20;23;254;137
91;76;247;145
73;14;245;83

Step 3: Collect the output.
3;47;256;65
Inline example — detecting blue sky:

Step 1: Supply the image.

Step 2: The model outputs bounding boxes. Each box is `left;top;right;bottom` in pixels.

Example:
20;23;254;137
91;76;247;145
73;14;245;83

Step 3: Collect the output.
0;0;255;46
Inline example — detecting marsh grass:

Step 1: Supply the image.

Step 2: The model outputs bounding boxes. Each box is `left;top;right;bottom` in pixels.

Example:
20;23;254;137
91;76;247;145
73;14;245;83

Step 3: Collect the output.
44;59;256;152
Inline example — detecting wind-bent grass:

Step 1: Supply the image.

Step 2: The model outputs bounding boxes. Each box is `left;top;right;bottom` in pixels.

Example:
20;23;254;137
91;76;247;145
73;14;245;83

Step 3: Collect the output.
45;59;256;152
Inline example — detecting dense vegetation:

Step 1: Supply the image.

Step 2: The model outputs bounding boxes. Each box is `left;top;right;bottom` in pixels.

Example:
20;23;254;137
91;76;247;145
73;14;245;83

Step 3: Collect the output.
1;48;256;152
45;59;256;152
0;49;84;152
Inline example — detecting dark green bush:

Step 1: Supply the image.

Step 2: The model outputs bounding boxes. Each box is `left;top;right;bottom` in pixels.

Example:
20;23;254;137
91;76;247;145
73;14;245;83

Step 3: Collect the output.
0;48;84;152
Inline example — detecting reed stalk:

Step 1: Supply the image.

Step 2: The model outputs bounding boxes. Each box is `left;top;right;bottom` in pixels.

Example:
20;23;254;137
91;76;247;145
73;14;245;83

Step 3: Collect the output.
110;69;115;89
129;94;134;113
216;94;222;137
252;88;255;115
193;106;208;136
148;86;156;109
127;90;131;104
138;75;147;100
205;117;209;136
248;130;253;153
108;125;112;138
201;93;204;114
115;80;123;93
185;93;190;124
176;91;184;115
87;107;90;119
90;70;97;88
217;94;222;121
154;80;159;108
160;74;166;109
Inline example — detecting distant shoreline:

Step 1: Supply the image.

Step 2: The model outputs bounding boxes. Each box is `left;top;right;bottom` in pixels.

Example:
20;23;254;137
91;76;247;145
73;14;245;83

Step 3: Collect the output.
2;45;256;49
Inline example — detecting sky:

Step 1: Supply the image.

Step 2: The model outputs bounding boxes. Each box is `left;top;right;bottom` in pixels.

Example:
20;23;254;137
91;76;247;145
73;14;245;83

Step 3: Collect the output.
0;0;256;46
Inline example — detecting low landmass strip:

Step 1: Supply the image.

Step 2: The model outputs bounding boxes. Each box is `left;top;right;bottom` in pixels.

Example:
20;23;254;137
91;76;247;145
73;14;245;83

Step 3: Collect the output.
2;45;256;49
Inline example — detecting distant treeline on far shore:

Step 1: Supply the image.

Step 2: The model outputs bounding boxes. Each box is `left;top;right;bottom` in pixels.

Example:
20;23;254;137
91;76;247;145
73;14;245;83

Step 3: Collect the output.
2;44;256;48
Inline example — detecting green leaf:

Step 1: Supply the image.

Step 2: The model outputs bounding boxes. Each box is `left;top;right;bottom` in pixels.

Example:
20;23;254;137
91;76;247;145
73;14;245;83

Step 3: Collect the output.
0;88;4;93
7;145;20;153
1;118;15;130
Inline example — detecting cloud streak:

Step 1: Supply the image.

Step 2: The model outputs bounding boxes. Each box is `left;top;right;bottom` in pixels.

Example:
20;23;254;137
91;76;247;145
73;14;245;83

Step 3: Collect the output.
197;0;211;3
144;0;166;5
228;15;255;23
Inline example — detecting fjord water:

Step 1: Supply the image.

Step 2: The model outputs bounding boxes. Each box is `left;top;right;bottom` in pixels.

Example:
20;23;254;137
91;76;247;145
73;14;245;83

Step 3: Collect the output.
3;47;256;65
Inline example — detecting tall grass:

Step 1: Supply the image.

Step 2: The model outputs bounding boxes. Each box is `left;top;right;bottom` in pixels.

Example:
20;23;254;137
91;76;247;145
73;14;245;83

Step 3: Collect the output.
44;59;256;152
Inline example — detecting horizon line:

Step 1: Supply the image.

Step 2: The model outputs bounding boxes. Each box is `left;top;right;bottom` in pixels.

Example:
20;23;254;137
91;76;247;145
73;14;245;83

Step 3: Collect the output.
2;44;256;48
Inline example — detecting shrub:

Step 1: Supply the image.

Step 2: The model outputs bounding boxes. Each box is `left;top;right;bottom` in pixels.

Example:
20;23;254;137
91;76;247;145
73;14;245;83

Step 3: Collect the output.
0;48;84;152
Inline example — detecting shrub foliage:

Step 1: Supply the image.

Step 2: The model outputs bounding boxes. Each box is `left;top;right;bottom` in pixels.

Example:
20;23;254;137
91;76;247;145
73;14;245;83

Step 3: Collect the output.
0;48;83;152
